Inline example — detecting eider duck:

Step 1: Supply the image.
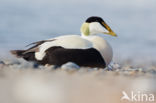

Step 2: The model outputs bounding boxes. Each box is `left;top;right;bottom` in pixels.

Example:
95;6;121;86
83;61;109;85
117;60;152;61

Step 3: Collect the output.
10;16;117;68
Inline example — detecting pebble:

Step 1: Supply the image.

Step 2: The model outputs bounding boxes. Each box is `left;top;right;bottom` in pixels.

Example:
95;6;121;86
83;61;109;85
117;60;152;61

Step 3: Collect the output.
3;60;20;65
61;62;80;71
0;61;5;64
0;61;5;68
106;62;121;71
0;59;156;76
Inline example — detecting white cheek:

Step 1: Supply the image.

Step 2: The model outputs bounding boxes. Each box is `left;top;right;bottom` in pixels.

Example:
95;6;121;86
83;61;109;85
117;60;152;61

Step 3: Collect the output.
89;22;107;34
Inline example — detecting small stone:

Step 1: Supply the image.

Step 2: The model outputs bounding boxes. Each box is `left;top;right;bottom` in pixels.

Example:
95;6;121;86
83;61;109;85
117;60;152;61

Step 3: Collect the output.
0;61;5;65
5;60;20;65
0;61;5;68
33;63;39;68
87;68;98;72
112;63;121;69
61;62;80;71
107;62;121;71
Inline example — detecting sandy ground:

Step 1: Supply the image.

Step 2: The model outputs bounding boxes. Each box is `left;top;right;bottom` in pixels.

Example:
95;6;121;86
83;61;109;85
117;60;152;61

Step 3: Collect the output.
0;59;156;103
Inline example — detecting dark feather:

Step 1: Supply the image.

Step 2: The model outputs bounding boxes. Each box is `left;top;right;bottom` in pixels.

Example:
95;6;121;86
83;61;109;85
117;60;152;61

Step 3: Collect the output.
10;50;25;58
26;39;56;48
23;39;56;54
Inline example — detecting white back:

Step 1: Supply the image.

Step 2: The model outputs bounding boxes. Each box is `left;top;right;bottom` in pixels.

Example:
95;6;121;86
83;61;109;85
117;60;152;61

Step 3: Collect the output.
35;35;93;60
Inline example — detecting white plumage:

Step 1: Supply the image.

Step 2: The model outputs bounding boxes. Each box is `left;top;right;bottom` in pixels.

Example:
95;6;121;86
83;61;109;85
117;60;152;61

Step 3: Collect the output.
35;35;93;60
35;35;113;65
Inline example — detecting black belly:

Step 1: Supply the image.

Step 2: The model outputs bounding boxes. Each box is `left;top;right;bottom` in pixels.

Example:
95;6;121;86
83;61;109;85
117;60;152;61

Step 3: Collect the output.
37;46;106;68
22;46;106;68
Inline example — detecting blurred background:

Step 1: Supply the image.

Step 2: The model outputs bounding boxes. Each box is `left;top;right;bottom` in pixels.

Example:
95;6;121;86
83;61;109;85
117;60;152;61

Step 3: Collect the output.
0;1;156;103
0;0;156;62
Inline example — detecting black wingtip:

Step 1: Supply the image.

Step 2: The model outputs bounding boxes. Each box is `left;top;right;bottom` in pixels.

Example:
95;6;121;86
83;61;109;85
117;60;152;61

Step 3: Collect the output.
10;50;25;58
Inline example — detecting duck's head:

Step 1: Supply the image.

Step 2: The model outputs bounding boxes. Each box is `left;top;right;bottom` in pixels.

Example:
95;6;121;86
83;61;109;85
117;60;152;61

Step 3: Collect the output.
81;16;117;37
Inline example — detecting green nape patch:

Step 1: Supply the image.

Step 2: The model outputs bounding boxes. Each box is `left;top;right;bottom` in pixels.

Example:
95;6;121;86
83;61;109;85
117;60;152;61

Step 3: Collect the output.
80;23;90;36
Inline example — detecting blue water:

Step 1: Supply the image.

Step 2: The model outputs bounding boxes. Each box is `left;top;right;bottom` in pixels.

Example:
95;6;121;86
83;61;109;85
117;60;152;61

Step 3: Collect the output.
0;0;156;61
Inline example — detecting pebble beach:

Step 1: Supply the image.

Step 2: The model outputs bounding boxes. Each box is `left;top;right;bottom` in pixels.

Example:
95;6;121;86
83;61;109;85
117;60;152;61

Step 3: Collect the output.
0;58;155;103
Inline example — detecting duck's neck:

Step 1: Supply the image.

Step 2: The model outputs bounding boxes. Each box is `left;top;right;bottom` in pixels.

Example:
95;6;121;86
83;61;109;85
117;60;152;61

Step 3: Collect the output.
81;33;91;40
81;33;99;41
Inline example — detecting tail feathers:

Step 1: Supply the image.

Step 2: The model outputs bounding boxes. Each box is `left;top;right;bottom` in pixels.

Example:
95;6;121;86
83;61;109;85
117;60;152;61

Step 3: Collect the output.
10;50;26;58
10;50;36;61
